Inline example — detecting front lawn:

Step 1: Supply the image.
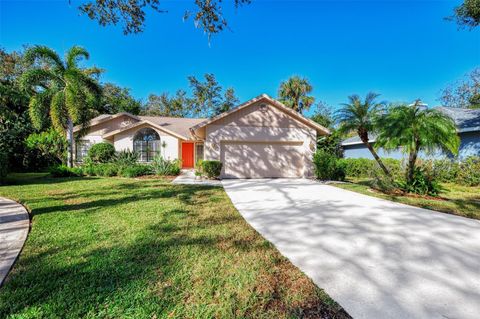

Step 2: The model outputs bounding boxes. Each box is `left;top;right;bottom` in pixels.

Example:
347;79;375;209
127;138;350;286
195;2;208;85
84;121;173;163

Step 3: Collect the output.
0;174;349;319
334;178;480;220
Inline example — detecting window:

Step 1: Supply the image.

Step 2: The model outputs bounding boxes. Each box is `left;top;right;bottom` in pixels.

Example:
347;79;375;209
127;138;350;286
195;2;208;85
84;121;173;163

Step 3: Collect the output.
195;143;204;163
133;128;161;162
75;140;91;162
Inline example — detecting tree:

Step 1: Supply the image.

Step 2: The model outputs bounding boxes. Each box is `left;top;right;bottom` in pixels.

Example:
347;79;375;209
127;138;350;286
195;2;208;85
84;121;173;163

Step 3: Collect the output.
78;0;251;39
188;73;238;117
26;128;68;164
278;76;315;113
448;0;480;29
439;68;480;109
142;90;190;117
100;82;141;115
311;102;342;157
20;45;102;167
336;93;392;177
375;100;460;184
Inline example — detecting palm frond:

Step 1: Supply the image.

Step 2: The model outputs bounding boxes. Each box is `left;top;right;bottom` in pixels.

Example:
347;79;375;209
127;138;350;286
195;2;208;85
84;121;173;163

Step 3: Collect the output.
50;91;67;132
66;46;90;69
24;45;65;71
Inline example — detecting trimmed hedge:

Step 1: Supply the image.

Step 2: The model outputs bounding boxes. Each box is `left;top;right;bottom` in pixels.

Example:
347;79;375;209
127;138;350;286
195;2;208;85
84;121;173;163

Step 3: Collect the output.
49;165;83;178
313;150;345;181
339;157;402;179
201;160;222;179
87;143;116;163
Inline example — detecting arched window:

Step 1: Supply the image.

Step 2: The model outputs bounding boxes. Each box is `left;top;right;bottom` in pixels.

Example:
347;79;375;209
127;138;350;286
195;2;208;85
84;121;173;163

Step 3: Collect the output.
133;128;160;162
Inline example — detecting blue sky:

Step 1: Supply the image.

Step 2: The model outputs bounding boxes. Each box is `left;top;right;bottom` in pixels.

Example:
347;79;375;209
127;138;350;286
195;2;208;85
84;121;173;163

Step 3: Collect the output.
1;0;479;116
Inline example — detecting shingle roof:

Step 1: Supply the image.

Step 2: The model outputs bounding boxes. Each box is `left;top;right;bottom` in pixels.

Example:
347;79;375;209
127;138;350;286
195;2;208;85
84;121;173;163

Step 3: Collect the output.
341;107;480;146
138;116;207;138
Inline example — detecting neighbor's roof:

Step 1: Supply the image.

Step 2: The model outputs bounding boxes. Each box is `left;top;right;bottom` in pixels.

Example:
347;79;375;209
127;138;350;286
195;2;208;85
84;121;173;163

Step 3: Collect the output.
341;107;480;146
189;94;330;135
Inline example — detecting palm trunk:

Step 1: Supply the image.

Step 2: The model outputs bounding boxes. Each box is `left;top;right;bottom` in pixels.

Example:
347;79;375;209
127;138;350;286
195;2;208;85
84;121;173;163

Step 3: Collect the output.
358;130;392;178
67;119;74;168
406;141;420;184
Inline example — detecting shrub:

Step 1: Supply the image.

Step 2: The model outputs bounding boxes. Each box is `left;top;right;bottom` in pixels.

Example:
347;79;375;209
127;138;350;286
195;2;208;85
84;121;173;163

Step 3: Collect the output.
0;150;8;183
424;158;459;183
195;159;204;176
151;155;181;176
201;160;223;179
92;163;119;177
49;165;83;178
397;166;441;196
456;156;480;186
26;129;68;164
87;143;115;163
119;164;153;178
340;157;402;179
313;150;345;181
115;150;138;166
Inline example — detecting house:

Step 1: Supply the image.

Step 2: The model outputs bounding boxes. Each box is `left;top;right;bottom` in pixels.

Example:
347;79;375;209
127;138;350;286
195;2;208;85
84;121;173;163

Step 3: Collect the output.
341;107;480;160
74;94;330;178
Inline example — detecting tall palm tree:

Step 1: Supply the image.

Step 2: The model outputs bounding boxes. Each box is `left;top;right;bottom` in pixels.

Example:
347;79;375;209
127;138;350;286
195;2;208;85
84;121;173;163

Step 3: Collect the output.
337;92;392;177
375;100;460;184
20;45;102;167
278;76;315;113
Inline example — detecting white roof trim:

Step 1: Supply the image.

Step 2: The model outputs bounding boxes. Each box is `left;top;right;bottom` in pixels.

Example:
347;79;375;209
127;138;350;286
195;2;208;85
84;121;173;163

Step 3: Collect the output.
189;94;330;135
73;112;140;133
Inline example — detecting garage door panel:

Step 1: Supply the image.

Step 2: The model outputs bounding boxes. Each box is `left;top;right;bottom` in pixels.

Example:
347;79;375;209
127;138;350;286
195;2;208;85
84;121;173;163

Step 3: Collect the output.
221;142;304;178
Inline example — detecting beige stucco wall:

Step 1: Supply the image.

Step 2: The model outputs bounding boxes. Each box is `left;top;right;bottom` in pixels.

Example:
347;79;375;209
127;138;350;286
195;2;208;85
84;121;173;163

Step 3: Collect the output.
204;101;317;178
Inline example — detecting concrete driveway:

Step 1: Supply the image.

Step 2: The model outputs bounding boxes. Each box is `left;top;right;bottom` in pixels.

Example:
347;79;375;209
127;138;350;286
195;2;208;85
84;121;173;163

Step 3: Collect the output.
222;178;480;319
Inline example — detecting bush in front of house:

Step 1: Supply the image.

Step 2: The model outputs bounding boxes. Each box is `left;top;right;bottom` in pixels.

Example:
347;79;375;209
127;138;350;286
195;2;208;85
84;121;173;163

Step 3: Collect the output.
201;160;222;179
151;155;181;176
49;165;83;178
87;143;116;163
456;156;480;186
313;150;345;181
119;164;153;178
397;166;441;196
0;150;8;183
115;150;139;166
339;157;402;179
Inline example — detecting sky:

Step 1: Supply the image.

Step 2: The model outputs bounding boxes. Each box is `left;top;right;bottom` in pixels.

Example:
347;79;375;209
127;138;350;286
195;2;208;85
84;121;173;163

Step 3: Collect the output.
1;0;479;116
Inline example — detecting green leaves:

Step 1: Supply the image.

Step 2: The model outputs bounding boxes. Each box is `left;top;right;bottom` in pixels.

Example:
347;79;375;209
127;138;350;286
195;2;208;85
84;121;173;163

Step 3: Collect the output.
278;76;315;113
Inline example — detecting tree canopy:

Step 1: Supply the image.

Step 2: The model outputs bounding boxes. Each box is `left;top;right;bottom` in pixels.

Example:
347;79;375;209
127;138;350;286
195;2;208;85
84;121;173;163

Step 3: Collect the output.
142;90;190;117
440;67;480;109
278;76;315;114
100;82;141;115
449;0;480;29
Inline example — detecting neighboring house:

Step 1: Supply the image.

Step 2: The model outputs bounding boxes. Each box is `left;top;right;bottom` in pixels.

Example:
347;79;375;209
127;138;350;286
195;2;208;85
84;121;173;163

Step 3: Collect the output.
74;94;329;178
341;107;480;160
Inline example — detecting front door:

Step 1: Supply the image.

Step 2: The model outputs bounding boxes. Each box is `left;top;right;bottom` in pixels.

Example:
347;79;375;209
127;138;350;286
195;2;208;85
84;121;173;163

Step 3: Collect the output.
181;142;195;168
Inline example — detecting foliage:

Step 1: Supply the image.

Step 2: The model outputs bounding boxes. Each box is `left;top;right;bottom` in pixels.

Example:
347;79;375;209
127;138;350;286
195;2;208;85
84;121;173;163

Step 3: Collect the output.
118;164;153;178
439;67;480;109
87;143;116;163
278;75;315;113
457;156;480;186
397;166;441;196
201;160;223;179
114;149;139;166
0;174;349;318
423;158;460;183
142;90;190;117
99;82;141;115
195;159;204;176
448;0;480;29
78;0;251;40
312;150;346;181
49;165;83;178
0;150;8;183
375;101;459;184
151;155;181;176
26;128;68;164
340;158;402;179
20;45;102;167
311;101;335;128
371;171;399;194
188;73;238;117
336;92;391;177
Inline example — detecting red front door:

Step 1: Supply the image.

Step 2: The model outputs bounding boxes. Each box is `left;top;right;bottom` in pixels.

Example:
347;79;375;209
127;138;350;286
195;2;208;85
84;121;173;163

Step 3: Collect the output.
182;142;194;168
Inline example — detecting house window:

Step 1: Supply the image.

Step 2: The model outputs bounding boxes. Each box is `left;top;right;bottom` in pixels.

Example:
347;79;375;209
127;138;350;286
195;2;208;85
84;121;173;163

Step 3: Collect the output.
133;128;161;162
195;143;204;163
75;140;91;162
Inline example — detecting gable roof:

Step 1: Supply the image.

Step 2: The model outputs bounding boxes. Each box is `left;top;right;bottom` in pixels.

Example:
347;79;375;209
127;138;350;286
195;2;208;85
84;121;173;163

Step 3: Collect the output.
73;112;140;133
189;94;330;135
341;107;480;146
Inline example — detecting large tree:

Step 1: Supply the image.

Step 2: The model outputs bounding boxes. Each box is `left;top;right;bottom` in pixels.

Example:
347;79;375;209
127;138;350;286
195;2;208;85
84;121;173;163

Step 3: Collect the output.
100;82;141;115
449;0;480;29
20;45;102;167
278;76;315;113
78;0;251;39
439;68;480;109
375;101;459;184
337;93;392;177
311;101;342;157
188;73;238;117
142;90;190;117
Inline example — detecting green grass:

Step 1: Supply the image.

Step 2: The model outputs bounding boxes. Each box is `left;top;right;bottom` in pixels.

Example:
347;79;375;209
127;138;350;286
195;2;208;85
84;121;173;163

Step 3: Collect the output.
0;173;349;319
334;178;480;220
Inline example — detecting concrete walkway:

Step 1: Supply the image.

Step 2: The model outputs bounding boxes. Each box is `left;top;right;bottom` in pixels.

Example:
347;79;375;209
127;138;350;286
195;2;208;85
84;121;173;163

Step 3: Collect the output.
172;169;222;186
222;178;480;319
0;197;30;287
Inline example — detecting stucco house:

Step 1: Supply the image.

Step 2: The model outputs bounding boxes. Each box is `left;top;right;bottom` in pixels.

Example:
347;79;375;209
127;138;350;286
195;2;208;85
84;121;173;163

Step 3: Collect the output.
341;107;480;160
74;94;329;178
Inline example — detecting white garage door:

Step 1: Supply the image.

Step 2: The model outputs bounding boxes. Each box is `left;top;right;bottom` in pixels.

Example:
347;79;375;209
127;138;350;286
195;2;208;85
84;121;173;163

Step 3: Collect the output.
221;142;304;178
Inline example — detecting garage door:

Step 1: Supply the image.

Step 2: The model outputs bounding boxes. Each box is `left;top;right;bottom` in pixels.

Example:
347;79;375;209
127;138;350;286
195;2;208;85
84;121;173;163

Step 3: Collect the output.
221;142;304;178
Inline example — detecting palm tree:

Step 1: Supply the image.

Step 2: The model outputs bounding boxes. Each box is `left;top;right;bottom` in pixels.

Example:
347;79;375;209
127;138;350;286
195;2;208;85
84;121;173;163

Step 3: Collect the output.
375;100;460;184
337;92;392;177
20;45;102;167
278;76;315;113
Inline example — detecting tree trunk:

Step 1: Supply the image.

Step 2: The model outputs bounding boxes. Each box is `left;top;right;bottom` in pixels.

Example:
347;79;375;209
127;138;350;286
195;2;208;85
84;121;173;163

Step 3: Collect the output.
358;129;392;178
67;119;74;168
406;141;420;184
